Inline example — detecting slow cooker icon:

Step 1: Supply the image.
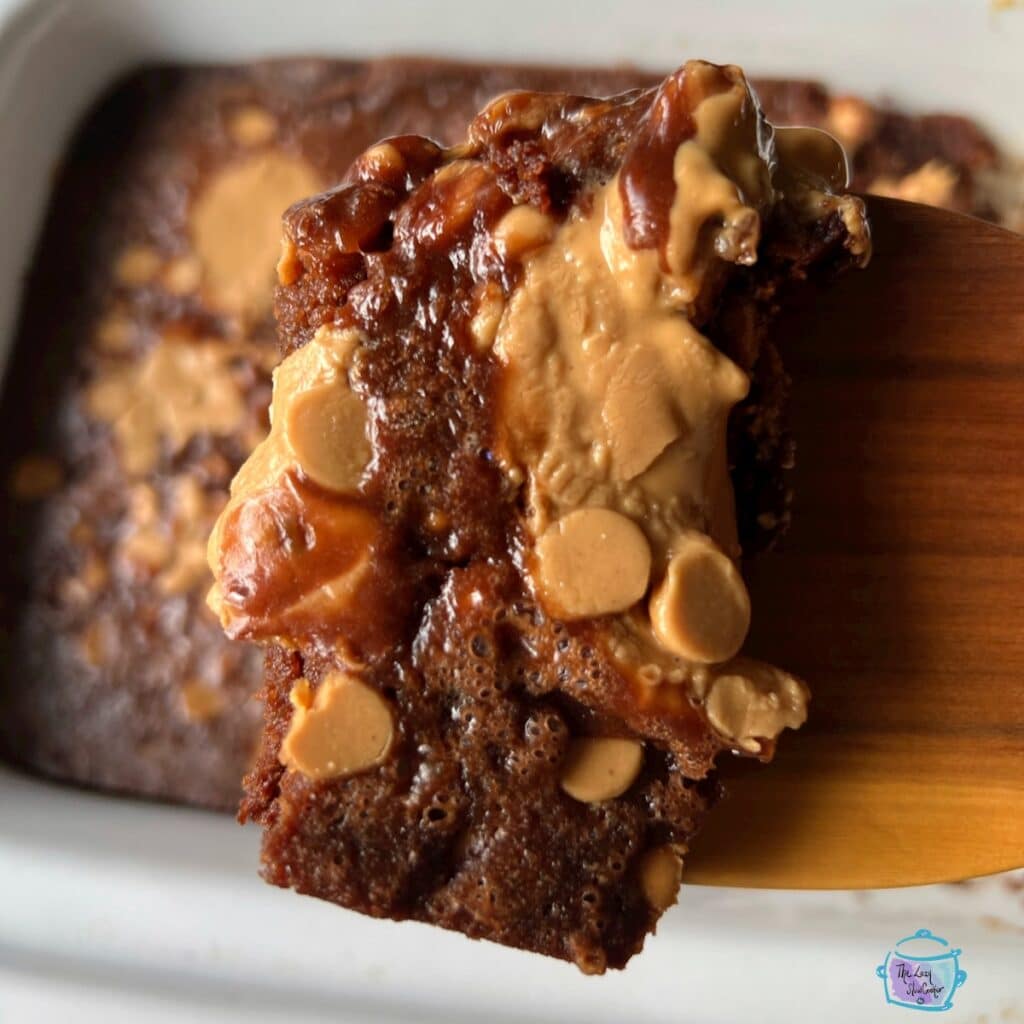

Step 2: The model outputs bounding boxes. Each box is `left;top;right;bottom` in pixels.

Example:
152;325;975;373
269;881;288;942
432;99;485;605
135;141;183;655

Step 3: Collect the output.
876;928;967;1012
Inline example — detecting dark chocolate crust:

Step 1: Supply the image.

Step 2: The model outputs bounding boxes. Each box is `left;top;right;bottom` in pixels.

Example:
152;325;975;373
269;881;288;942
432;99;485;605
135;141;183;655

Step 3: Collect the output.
0;56;1008;812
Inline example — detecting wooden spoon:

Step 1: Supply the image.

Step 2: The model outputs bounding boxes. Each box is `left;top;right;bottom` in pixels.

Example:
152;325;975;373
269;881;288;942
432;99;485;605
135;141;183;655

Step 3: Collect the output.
686;195;1024;889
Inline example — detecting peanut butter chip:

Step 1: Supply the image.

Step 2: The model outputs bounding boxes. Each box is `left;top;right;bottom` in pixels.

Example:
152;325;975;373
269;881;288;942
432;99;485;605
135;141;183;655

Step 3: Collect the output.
649;532;750;664
284;383;370;493
704;660;808;753
280;672;394;781
559;737;644;803
190;153;320;320
535;508;651;620
639;845;684;911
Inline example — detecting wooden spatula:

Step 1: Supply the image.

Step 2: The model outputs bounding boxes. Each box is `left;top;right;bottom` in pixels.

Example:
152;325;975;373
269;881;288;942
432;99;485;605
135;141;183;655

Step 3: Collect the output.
686;195;1024;889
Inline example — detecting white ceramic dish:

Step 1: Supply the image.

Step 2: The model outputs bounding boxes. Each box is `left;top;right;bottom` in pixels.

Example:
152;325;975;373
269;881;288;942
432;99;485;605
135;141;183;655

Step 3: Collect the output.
1;2;1022;1021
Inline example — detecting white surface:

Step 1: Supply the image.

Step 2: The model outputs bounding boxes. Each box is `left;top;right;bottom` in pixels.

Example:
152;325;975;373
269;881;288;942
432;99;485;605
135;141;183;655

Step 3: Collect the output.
2;765;1023;1024
0;1;1022;1021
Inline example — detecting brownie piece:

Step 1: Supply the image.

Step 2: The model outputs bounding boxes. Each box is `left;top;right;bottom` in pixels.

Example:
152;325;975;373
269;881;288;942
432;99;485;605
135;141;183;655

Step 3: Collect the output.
208;61;868;969
0;56;1013;812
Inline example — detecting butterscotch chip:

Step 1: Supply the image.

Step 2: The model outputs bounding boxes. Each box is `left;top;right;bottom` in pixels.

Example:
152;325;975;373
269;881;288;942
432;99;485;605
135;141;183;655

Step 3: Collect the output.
535;508;652;620
559;737;644;803
227;105;278;147
283;382;370;493
9;455;63;500
114;245;162;286
280;672;394;781
649;531;750;664
639;845;684;910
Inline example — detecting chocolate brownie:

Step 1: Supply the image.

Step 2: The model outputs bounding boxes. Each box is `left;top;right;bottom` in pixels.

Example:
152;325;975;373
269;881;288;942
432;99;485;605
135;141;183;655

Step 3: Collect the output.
0;56;1014;811
207;61;869;969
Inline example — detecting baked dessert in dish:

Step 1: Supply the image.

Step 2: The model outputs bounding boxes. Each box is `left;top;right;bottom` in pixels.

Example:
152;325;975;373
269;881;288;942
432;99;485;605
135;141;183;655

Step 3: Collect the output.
0;57;1014;812
206;59;869;970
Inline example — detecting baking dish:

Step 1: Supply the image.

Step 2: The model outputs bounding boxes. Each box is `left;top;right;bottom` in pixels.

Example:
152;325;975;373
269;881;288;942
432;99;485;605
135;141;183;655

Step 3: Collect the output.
0;1;1022;1021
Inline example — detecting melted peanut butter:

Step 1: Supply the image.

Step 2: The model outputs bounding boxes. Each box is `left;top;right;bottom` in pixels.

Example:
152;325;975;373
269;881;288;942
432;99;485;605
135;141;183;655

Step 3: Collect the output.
86;335;249;476
206;325;372;635
488;77;863;750
494;177;750;564
190;152;321;322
